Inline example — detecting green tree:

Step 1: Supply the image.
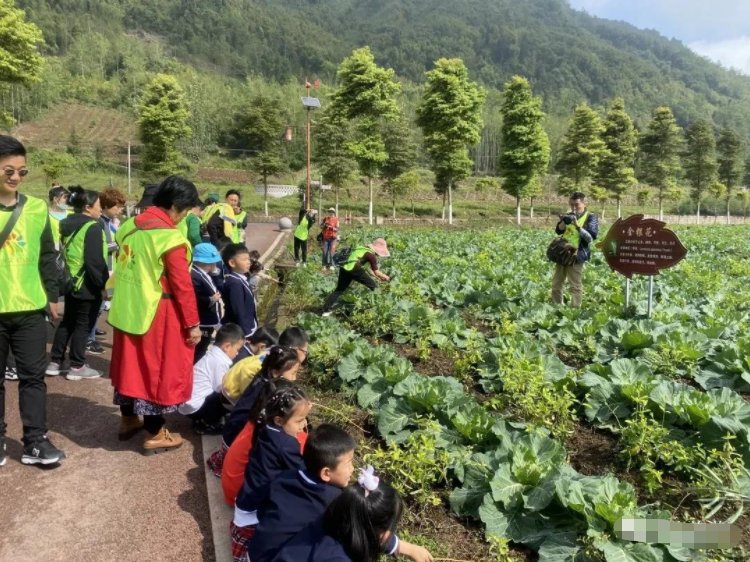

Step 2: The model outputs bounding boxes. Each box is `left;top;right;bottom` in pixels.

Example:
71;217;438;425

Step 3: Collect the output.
381;115;418;219
683;119;718;218
331;47;400;224
596;98;637;218
716;128;744;222
226;95;286;216
639;106;683;220
588;184;610;220
39;151;75;184
417;58;485;225
0;0;44;126
138;73;191;177
498;76;550;225
314;107;357;214
735;189;750;217
555;103;606;195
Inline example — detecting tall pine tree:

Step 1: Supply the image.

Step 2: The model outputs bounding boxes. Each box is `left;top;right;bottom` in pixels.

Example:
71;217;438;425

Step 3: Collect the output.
138;74;192;177
716;128;744;222
417;58;485;225
596;98;637;218
683;119;718;218
498;76;550;225
639;106;682;220
555;103;605;195
331;47;400;224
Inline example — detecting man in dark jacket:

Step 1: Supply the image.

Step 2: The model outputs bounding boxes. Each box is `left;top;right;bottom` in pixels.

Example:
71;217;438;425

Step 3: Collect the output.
551;191;599;308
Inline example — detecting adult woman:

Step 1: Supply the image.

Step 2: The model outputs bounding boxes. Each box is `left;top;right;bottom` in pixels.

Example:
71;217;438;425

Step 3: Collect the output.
47;185;71;249
320;207;339;270
108;176;201;454
322;238;390;315
46;186;108;381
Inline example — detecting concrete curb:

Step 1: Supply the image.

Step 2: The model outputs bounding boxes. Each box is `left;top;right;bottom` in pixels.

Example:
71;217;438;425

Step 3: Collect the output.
203;228;290;562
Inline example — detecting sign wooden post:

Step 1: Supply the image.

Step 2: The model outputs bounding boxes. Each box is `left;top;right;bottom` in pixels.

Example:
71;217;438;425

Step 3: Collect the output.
597;215;687;316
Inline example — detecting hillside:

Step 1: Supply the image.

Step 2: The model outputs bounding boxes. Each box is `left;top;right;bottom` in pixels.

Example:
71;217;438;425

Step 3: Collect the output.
15;0;750;138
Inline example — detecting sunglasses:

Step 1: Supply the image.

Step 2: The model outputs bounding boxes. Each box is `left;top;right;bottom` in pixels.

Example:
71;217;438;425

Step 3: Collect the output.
2;168;29;177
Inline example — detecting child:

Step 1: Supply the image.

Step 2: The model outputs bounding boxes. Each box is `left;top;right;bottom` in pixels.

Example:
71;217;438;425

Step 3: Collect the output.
178;323;244;434
230;384;311;562
275;472;433;562
249;426;431;562
220;348;302;503
208;327;308;476
293;208;317;265
221;243;258;338
191;243;225;364
233;325;278;365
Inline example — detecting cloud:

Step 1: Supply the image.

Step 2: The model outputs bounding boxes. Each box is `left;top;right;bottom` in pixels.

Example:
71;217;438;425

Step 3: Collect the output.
689;36;750;75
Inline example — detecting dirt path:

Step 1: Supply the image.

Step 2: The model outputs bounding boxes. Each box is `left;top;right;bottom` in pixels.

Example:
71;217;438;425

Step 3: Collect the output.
0;222;286;562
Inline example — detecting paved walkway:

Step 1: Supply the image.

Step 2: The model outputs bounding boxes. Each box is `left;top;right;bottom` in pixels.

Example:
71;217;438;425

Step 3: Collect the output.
0;222;288;562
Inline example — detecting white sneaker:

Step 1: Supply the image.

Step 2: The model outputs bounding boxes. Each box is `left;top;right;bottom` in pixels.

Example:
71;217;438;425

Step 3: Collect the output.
321;311;333;317
66;364;102;381
4;367;18;381
45;362;62;376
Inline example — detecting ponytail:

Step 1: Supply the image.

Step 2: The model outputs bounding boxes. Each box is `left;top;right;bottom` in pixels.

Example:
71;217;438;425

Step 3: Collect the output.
323;478;403;562
251;382;308;444
67;185;99;213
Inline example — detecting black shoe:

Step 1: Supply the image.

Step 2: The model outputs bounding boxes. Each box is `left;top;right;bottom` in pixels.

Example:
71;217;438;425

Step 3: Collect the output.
86;341;105;355
95;328;106;338
0;437;6;466
193;420;224;435
21;437;66;466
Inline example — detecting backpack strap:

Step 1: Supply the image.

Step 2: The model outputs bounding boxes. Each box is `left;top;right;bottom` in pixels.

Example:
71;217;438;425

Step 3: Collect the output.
0;193;27;250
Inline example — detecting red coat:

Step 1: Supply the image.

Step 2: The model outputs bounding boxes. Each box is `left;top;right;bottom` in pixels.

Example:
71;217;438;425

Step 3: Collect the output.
109;207;200;406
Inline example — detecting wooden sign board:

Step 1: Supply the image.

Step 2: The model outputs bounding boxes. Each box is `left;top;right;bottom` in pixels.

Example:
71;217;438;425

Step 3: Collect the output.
597;215;687;278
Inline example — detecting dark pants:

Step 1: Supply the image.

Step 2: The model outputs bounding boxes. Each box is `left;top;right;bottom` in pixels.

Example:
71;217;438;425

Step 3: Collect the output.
187;391;229;425
0;311;49;446
50;295;101;368
321;239;336;267
293;237;307;263
323;266;378;311
194;329;214;365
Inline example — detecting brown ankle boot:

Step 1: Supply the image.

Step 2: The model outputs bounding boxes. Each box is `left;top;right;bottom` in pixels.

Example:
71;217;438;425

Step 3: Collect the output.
118;415;144;441
143;428;183;455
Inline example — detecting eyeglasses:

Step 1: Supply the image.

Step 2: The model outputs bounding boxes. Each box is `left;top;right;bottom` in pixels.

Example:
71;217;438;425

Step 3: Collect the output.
2;168;29;178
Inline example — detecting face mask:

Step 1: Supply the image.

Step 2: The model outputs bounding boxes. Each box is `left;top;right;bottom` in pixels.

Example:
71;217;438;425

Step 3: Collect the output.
58;203;70;210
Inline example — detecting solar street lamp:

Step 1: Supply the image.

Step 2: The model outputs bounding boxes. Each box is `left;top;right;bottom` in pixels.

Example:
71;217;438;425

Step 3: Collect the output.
301;83;321;210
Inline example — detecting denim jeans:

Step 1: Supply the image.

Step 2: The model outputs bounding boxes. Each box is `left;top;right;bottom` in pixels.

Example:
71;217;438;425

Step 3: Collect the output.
321;238;336;267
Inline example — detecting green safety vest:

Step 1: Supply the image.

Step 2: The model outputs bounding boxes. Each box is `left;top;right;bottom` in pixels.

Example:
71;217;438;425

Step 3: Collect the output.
108;219;191;335
232;210;247;243
48;209;72;247
177;211;191;238
62;219;107;292
562;211;589;249
0;195;49;313
294;215;311;241
342;246;370;272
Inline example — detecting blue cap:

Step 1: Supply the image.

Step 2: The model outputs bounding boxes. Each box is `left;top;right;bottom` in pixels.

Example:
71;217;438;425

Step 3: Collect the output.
193;243;222;264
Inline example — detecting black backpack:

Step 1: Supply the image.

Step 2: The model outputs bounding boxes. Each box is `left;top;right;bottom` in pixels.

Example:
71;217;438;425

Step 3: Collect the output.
332;246;353;267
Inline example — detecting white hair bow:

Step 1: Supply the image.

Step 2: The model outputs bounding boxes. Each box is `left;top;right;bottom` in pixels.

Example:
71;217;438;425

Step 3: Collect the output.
357;465;379;495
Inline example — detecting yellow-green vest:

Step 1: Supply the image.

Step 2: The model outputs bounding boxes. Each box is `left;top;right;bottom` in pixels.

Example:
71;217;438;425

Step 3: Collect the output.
342;246;370;272
62;219;107;292
177;212;190;238
562;211;589;249
48;209;72;248
108;221;191;335
294;215;311;241
0;195;49;313
232;210;247;243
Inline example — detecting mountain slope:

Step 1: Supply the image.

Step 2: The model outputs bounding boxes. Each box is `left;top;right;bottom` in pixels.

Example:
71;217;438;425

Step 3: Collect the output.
16;0;750;136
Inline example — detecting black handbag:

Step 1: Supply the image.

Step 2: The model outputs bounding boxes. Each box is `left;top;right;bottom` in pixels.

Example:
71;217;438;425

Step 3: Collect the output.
546;237;578;266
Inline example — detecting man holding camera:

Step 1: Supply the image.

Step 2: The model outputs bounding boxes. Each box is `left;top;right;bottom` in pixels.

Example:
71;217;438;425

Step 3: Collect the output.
551;191;599;307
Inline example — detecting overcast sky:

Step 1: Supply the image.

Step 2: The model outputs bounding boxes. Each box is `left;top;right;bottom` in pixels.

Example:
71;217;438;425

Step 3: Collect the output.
567;0;750;74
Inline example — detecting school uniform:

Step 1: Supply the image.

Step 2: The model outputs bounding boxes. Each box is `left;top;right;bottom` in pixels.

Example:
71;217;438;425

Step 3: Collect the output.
178;345;232;425
222;374;268;448
248;469;341;562
272;519;351;562
231;424;305;562
221;272;258;338
234;424;305;526
191;265;222;363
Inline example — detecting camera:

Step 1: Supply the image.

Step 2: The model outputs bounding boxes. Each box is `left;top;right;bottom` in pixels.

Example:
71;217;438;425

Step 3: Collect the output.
560;213;576;225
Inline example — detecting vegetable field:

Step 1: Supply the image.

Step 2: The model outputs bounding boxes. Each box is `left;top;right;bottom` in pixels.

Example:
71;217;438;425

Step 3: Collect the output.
287;225;750;561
